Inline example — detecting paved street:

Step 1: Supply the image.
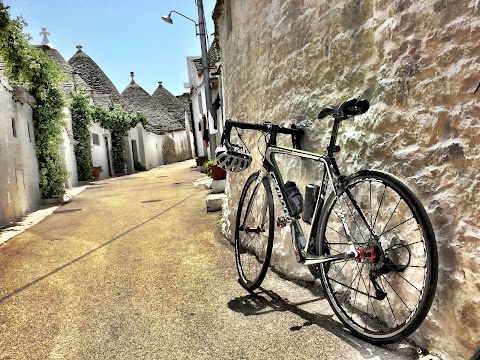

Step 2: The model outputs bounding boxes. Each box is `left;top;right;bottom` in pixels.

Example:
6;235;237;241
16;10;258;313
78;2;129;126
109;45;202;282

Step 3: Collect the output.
0;160;417;359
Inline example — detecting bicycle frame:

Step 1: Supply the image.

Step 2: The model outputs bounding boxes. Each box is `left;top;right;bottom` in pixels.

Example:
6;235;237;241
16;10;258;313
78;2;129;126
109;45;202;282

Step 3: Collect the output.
259;141;375;265
222;116;380;265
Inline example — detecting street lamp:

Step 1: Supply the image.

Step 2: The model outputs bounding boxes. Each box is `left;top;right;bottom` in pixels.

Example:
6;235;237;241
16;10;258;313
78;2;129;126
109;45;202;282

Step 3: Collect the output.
162;1;216;159
161;11;198;34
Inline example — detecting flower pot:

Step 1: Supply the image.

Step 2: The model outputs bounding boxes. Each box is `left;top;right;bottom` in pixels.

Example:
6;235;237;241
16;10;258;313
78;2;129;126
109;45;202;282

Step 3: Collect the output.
196;156;207;167
92;166;102;180
211;165;226;180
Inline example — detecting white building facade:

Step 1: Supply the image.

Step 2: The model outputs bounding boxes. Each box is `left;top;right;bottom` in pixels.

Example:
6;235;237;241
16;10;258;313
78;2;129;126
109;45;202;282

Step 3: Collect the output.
0;77;41;228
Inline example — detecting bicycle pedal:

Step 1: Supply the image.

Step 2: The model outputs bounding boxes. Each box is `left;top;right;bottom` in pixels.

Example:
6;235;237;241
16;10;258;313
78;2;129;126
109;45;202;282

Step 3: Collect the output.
276;216;288;227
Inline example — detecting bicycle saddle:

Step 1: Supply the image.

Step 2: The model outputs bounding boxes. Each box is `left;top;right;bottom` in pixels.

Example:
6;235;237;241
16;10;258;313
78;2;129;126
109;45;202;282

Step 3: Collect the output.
318;98;370;120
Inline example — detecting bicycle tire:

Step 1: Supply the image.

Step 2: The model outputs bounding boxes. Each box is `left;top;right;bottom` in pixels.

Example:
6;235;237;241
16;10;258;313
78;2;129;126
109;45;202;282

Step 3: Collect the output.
235;171;274;292
315;170;438;344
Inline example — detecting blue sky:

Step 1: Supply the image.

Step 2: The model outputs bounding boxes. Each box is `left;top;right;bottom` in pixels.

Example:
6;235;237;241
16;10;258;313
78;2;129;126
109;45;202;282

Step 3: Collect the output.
3;0;216;96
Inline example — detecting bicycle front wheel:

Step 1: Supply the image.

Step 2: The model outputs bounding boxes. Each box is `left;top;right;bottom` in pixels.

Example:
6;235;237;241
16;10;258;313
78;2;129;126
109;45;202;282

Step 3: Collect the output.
316;170;438;344
235;171;274;292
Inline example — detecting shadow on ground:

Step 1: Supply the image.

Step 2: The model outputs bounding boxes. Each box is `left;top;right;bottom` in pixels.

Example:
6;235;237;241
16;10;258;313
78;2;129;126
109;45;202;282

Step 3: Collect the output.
228;287;419;359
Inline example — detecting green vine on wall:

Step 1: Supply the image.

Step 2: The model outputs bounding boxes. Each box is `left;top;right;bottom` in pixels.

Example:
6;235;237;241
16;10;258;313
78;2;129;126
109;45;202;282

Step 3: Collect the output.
0;2;68;198
69;89;94;181
93;105;147;174
70;89;147;176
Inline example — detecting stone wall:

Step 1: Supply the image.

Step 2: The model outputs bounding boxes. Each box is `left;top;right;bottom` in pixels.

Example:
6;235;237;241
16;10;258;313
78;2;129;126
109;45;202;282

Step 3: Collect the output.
214;0;479;358
162;130;192;164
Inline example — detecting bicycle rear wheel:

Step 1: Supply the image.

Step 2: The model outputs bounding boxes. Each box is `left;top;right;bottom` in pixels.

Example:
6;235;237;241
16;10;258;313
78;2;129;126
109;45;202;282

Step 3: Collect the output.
316;170;438;344
235;171;274;292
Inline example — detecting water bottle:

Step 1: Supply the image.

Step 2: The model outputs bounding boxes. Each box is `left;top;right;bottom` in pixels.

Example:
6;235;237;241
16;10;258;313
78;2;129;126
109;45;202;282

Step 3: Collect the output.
302;183;319;224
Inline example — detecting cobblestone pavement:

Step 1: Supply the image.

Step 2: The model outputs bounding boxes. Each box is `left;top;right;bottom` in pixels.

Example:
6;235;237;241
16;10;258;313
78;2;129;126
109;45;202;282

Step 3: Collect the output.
0;160;418;359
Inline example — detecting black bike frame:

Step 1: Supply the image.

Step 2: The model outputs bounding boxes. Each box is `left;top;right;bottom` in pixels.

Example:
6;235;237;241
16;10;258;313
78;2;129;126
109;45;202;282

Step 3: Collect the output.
262;140;339;262
224;118;377;264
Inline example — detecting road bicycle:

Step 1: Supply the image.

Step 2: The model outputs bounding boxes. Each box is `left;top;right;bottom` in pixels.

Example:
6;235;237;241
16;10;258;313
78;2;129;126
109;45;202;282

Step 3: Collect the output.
215;98;438;345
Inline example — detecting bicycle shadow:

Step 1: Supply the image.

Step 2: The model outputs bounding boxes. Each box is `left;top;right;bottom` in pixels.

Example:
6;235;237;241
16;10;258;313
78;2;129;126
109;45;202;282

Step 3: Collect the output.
227;287;416;359
228;287;345;333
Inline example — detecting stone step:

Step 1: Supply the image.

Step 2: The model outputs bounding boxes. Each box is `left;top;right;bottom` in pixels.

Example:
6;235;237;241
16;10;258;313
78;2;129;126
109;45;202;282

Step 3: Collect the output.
206;193;227;212
210;179;226;193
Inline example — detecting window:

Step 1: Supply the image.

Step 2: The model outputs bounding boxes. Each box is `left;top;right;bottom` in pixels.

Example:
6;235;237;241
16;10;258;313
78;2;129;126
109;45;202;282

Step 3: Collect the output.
12;118;17;137
92;133;100;145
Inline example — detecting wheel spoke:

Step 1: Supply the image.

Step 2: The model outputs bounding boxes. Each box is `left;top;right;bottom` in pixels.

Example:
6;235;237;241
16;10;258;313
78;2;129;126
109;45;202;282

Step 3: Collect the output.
380;276;399;327
369;180;373;226
392;270;423;293
326;222;349;240
372;184;386;232
343;193;368;243
380;216;416;237
328;274;374;300
329;259;352;283
385;239;423;250
317;173;437;342
379;197;402;236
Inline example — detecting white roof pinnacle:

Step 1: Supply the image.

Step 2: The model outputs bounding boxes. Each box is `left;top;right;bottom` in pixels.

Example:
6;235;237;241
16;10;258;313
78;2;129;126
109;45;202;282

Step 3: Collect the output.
39;27;55;49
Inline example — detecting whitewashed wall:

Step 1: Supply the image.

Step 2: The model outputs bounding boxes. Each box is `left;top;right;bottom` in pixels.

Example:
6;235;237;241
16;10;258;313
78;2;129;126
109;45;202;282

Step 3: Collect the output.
90;122;112;179
162;130;192;164
61;107;78;188
183;111;195;159
0;78;40;228
186;56;208;159
141;127;164;169
125;127;140;174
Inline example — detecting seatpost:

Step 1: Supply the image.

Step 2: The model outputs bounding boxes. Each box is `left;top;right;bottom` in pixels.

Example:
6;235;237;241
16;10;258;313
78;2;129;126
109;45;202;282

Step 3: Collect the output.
327;119;341;158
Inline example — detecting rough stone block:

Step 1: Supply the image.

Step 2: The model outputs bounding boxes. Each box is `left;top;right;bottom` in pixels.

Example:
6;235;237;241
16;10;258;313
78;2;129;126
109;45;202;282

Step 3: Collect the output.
211;179;226;193
203;178;213;190
206;194;227;212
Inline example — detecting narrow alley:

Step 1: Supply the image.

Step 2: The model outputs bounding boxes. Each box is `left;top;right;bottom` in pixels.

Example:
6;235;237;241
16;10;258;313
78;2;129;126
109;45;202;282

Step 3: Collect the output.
0;160;416;359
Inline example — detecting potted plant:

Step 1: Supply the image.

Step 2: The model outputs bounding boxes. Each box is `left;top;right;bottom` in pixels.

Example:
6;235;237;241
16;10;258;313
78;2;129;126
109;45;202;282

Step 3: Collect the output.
134;161;147;171
196;156;207;167
92;165;103;180
204;160;226;180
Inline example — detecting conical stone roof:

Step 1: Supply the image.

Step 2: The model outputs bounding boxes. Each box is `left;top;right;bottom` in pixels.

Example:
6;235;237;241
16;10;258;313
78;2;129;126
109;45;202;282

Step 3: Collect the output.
121;75;181;134
152;82;187;128
68;46;126;107
37;45;90;96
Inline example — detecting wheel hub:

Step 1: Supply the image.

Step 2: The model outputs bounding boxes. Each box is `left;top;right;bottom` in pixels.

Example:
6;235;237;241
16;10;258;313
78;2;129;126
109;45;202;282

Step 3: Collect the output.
245;225;263;234
355;240;385;270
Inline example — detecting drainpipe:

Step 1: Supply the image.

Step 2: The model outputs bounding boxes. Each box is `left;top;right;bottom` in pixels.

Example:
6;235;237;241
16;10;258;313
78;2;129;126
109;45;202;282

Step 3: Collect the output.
196;0;216;159
189;101;199;158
